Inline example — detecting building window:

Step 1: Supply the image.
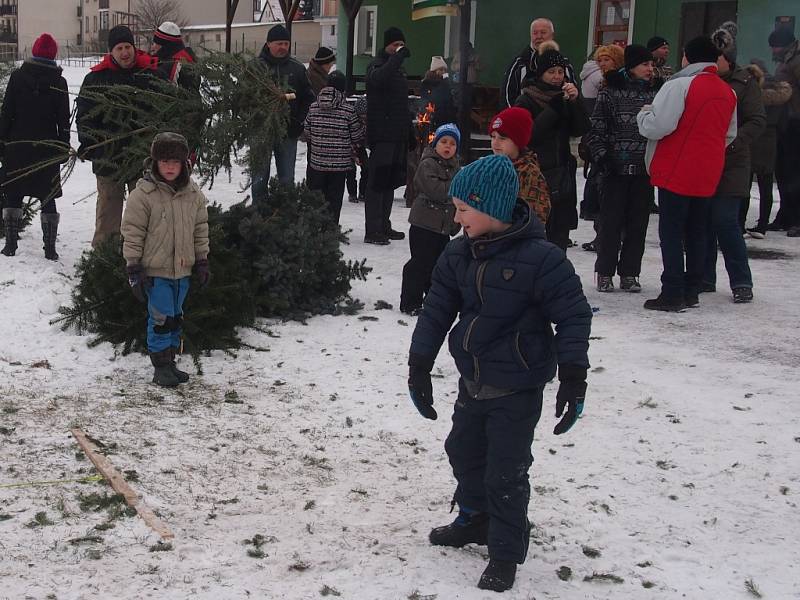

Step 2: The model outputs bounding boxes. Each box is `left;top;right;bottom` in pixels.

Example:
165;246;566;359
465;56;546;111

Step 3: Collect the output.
354;5;377;56
591;0;632;47
93;15;97;32
330;25;335;36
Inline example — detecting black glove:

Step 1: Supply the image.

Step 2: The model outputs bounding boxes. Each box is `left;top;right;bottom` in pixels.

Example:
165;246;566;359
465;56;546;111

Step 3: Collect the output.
193;257;211;288
553;366;586;435
408;353;437;420
396;45;411;60
126;263;149;304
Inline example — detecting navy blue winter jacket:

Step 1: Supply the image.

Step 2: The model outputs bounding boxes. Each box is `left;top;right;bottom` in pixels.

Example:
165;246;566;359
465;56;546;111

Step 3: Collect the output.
409;202;592;390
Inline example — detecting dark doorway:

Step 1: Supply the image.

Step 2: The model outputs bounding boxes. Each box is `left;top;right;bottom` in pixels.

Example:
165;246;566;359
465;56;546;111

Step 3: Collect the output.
678;1;738;54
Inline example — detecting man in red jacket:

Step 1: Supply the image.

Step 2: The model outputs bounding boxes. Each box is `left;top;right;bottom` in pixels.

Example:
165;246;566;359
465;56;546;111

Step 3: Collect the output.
637;35;737;312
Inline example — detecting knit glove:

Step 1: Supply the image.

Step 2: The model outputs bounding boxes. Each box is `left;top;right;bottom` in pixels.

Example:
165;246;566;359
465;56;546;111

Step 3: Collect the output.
193;258;210;288
408;353;437;420
553;365;587;435
396;45;411;60
126;263;148;304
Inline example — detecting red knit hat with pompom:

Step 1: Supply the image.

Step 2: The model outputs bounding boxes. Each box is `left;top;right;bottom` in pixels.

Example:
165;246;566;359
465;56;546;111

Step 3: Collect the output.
32;33;58;60
489;107;533;152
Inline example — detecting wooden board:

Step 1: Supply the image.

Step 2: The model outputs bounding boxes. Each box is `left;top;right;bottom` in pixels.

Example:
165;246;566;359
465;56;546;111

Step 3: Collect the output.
71;428;174;540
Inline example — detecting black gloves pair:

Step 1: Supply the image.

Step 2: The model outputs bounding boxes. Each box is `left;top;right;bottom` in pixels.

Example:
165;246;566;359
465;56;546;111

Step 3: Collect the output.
126;259;211;303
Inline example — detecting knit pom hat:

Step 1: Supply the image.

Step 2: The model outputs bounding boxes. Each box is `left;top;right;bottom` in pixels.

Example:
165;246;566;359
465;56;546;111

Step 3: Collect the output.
712;21;738;63
383;27;405;48
624;44;653;71
684;35;720;64
108;25;135;51
594;44;624;70
449;155;519;224
153;21;184;50
151;132;189;162
429;56;447;72
326;70;346;93
536;48;570;78
32;33;58;61
769;27;796;48
312;46;336;65
267;25;290;43
489;107;533;153
646;36;669;52
433;123;461;151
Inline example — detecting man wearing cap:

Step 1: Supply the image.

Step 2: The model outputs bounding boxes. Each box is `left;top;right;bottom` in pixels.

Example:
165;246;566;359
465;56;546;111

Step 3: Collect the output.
251;24;315;201
637;36;737;312
501;18;576;108
768;27;800;236
76;24;165;248
363;26;413;244
151;21;198;91
647;36;673;90
308;46;336;95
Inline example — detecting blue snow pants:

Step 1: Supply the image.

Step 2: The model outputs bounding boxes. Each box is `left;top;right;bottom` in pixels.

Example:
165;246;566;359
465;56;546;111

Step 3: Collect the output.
146;277;190;353
445;380;544;564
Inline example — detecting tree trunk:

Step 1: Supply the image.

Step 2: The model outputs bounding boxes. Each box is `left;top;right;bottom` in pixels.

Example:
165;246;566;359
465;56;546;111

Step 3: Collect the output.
225;0;241;53
457;0;472;162
342;0;363;95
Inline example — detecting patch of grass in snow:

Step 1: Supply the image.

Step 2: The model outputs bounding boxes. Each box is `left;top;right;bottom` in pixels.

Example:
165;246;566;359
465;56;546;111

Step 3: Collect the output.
320;585;341;596
744;577;763;598
583;572;624;584
25;511;54;528
582;545;601;558
556;566;573;581
408;591;437;600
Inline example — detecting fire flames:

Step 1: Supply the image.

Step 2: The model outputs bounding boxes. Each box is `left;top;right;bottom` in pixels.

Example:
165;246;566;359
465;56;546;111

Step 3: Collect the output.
417;102;436;144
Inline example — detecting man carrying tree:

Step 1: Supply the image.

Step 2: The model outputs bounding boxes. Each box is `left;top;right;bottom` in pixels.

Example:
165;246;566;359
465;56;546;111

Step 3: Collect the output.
151;21;199;92
76;24;165;248
251;24;315;202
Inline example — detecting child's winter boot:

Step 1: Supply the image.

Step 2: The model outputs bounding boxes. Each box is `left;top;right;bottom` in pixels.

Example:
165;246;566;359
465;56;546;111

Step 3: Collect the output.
150;349;180;387
169;347;190;383
429;508;489;547
478;559;517;592
1;207;23;257
41;213;60;261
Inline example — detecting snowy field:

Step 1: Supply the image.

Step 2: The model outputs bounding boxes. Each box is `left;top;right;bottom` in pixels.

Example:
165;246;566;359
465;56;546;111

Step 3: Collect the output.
1;65;799;600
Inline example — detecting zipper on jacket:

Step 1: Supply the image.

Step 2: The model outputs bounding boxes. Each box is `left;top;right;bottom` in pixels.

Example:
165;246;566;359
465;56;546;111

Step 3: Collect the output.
514;331;530;370
463;260;488;384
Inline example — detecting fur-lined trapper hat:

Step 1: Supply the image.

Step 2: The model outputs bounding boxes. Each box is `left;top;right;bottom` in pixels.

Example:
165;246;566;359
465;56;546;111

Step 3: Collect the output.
151;132;189;162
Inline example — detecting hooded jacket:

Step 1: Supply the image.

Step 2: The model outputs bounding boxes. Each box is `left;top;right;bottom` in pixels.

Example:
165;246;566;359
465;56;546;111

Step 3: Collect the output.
409;202;592;391
637;62;737;197
579;60;604;102
121;165;209;279
304;86;365;171
408;145;461;236
254;45;314;139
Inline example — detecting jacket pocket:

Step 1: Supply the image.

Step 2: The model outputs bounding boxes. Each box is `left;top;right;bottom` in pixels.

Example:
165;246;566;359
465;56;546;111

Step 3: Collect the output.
511;331;530;370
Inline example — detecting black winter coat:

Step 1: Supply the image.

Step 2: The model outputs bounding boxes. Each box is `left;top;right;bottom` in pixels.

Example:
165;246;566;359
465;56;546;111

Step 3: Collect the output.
421;74;457;128
254;46;314;139
366;49;412;145
0;59;70;200
156;45;200;92
409;202;592;390
76;51;165;177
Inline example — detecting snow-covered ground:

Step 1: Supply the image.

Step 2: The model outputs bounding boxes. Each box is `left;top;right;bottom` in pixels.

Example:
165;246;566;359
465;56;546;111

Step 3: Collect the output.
1;65;799;600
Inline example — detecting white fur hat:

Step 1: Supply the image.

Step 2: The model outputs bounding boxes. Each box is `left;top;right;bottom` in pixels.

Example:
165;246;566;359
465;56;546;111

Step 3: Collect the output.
430;56;448;72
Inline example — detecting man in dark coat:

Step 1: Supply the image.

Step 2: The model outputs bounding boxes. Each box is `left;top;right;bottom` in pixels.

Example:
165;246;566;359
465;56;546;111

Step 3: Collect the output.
701;24;766;304
501;18;576;108
308;46;336;95
0;33;70;259
251;25;315;202
647;36;674;90
151;21;199;92
76;25;164;248
363;26;413;244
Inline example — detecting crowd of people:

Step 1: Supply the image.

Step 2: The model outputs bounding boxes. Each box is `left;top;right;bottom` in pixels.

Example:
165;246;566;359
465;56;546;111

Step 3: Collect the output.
1;16;799;594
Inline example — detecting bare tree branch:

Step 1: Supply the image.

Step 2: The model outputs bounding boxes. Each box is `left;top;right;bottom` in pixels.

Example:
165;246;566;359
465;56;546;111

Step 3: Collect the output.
133;0;190;38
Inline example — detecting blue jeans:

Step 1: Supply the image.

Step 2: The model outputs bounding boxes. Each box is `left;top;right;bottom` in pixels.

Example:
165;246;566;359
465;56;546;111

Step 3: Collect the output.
657;189;709;299
251;137;299;203
146;277;190;353
703;194;753;289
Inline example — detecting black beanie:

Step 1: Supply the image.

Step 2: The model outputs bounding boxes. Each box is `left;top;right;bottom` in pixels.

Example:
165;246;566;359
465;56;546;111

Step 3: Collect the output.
312;46;336;65
646;36;668;52
684;35;721;64
267;25;290;43
624;44;654;71
383;27;405;48
768;28;796;48
536;49;569;78
108;25;135;51
326;70;346;93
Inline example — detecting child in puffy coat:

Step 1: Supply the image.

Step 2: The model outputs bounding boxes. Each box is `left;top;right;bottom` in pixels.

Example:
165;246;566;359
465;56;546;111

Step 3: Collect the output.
400;123;461;315
120;132;209;387
407;154;592;593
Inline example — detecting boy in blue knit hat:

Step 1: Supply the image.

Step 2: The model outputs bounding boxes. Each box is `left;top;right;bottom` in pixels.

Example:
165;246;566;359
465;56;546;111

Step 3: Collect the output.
400;123;461;314
407;154;592;592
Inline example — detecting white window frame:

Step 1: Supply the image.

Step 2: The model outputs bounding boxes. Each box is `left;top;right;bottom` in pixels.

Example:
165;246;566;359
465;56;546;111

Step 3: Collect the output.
443;0;477;58
353;5;378;57
586;0;636;56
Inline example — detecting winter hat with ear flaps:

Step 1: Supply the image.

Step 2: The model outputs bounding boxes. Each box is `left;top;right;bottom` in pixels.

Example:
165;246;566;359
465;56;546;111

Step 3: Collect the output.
151;132;189;162
449;155;520;224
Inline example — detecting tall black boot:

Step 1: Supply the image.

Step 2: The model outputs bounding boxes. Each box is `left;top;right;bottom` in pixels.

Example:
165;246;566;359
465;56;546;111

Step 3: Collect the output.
41;213;59;261
168;347;190;384
1;207;23;257
150;349;180;387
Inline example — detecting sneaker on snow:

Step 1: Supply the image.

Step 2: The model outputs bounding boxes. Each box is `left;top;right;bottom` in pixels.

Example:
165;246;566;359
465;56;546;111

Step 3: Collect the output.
477;560;517;592
596;275;614;293
364;234;390;245
429;510;489;548
732;287;753;303
684;293;700;308
643;294;686;312
619;276;641;293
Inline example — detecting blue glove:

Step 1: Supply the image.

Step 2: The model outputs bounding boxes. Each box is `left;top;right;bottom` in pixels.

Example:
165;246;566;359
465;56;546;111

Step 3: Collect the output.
553;366;586;435
408;353;437;420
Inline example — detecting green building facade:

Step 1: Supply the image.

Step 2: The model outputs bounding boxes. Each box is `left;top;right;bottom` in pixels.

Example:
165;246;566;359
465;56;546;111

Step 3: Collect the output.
337;0;798;87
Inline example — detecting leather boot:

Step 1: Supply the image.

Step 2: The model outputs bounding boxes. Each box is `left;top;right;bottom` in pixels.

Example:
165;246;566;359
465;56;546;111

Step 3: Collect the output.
150;349;180;387
168;347;190;384
1;207;23;257
41;213;59;261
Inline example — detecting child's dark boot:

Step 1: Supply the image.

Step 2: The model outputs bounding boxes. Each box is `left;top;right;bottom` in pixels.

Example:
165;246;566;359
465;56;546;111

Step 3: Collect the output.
429;508;489;547
168;347;190;383
150;349;180;387
478;559;517;592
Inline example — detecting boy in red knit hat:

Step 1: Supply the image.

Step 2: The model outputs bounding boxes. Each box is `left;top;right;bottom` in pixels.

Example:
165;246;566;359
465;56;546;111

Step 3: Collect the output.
489;107;550;224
